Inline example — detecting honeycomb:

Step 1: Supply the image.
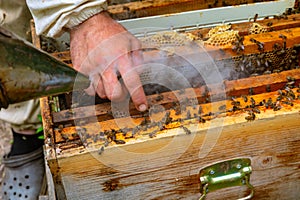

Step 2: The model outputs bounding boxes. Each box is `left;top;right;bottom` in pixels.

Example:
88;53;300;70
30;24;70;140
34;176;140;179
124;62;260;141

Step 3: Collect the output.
140;31;192;48
249;23;268;35
207;24;232;38
231;47;298;78
205;30;239;46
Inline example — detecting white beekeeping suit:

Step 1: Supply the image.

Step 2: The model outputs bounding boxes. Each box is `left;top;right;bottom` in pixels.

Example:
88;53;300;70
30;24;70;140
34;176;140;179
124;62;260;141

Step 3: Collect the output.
0;0;107;38
0;0;107;131
0;0;32;40
0;1;110;199
26;0;107;37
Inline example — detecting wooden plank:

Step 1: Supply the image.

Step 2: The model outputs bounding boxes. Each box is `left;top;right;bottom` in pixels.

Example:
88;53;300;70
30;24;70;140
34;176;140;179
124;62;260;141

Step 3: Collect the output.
189;13;300;38
30;19;41;49
50;26;300;65
31;20;57;199
31;20;68;199
43;158;56;200
51;13;300;61
38;60;68;199
107;0;274;20
52;86;300;152
49;23;300;124
44;9;300;199
51;68;300;124
202;26;300;59
49;108;300;199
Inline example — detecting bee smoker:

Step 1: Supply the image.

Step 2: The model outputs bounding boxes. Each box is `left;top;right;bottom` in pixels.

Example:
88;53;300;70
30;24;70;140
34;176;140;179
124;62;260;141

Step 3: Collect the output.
0;27;90;109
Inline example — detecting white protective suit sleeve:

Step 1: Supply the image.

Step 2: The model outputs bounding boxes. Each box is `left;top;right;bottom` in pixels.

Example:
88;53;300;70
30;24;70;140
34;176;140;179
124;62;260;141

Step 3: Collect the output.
26;0;108;38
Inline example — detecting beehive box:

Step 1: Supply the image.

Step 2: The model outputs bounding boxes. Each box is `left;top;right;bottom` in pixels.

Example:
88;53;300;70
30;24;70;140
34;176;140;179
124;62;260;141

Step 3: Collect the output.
37;1;300;199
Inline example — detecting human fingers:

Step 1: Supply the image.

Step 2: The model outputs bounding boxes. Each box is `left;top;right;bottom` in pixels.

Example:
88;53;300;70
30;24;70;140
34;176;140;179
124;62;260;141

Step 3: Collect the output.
84;84;96;96
118;53;148;112
88;72;106;98
130;37;144;72
101;67;126;101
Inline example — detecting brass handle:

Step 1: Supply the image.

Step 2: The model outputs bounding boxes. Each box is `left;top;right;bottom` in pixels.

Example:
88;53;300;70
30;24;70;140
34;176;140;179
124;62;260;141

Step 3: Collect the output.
199;158;254;200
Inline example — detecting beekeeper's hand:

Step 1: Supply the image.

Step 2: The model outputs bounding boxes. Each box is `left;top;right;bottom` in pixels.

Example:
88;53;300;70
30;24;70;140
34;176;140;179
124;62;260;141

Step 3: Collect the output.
70;11;147;112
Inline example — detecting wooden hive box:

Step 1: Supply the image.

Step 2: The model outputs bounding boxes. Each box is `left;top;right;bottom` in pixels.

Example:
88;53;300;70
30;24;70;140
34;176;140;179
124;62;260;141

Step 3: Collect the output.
36;1;300;199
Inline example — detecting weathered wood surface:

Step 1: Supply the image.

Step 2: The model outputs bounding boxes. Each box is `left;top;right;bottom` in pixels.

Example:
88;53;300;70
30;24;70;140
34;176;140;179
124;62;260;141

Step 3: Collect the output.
51;68;300;125
42;8;300;200
107;0;273;20
52;13;300;61
51;87;300;145
50;22;300;124
40;97;67;199
190;13;300;38
49;108;300;199
31;20;67;199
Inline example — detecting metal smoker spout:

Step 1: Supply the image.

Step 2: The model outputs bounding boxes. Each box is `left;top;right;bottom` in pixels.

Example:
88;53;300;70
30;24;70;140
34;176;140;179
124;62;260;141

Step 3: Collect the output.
0;27;90;109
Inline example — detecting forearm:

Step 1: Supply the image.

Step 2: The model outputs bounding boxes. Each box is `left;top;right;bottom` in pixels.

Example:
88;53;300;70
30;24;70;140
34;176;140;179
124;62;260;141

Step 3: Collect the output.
26;0;107;37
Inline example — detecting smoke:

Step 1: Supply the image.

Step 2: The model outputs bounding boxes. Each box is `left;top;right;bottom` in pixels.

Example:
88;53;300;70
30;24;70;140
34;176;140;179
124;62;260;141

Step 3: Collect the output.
139;39;237;96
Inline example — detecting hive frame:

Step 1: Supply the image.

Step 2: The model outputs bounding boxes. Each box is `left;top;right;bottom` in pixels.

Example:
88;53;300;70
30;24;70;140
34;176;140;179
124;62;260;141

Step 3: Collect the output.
120;0;295;36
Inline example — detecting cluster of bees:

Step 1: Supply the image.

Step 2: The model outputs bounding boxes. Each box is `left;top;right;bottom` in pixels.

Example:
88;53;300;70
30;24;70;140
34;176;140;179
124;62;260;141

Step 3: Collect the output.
206;9;300;79
68;74;299;155
54;9;300;155
231;37;300;79
242;76;299;121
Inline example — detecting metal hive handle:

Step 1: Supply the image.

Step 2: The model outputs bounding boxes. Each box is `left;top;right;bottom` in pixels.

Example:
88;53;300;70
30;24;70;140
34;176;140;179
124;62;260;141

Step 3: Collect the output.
199;158;254;200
